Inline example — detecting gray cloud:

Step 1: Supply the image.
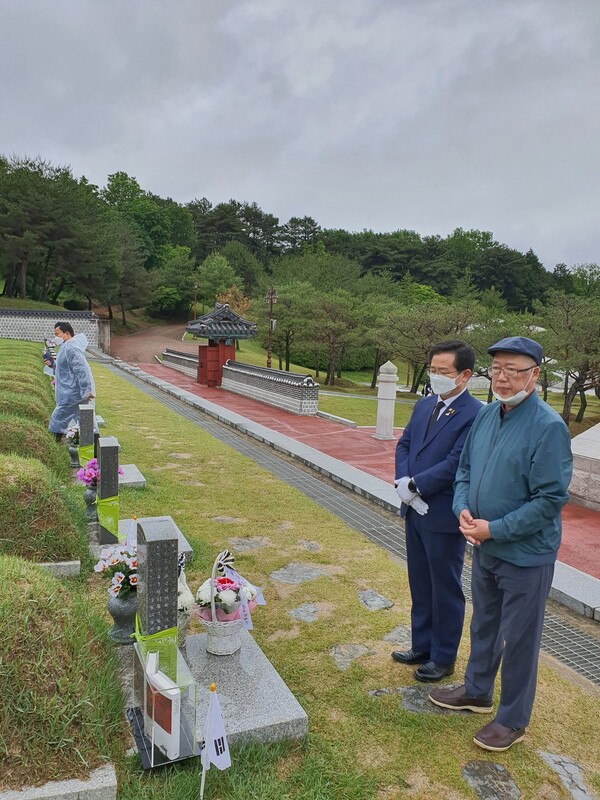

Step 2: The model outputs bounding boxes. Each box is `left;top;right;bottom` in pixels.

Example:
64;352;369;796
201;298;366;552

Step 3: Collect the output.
1;0;599;268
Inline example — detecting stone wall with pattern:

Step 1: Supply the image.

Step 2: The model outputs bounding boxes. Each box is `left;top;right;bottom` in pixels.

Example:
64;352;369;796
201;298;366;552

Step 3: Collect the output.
0;309;100;348
221;361;319;416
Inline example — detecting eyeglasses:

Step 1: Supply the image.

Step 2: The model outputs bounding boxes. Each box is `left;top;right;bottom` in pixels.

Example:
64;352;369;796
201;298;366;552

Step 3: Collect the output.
487;365;535;379
428;369;459;376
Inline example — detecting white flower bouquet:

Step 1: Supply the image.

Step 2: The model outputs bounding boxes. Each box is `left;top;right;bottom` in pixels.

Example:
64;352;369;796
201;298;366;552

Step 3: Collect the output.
193;575;258;622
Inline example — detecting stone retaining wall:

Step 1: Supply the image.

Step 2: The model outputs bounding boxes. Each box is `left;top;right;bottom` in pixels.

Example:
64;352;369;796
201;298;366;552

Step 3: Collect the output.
0;309;107;351
569;422;600;511
221;361;319;415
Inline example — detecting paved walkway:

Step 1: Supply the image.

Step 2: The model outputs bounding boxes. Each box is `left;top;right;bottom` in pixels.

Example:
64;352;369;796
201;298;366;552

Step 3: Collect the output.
108;328;600;607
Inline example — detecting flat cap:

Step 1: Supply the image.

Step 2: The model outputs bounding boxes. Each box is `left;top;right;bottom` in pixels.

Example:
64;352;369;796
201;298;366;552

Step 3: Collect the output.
487;336;543;366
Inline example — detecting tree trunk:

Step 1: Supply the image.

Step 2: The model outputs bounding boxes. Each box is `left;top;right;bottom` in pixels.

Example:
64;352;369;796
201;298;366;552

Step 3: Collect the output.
370;348;381;390
107;302;113;320
562;381;579;424
4;265;18;297
410;363;427;394
49;277;65;303
561;372;570;419
285;332;291;371
87;294;92;311
18;257;28;298
121;302;126;327
487;382;494;404
278;353;283;370
575;390;587;424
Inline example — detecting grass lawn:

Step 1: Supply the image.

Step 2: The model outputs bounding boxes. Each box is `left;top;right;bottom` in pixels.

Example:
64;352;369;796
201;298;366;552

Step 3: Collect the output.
85;362;600;799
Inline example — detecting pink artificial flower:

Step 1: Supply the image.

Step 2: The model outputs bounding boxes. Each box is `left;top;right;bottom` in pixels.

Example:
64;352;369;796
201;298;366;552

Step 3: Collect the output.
112;572;125;584
129;575;138;586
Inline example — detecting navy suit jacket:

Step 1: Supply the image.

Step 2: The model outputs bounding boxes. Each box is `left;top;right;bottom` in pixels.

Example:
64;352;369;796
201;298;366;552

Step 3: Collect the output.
395;391;482;533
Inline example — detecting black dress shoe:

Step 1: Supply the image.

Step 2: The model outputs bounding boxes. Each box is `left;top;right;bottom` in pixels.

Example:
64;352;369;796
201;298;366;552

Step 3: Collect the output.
414;660;455;682
391;649;430;665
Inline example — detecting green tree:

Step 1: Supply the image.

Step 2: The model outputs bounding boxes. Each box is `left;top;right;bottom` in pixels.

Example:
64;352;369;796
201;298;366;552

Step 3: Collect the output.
196;253;241;310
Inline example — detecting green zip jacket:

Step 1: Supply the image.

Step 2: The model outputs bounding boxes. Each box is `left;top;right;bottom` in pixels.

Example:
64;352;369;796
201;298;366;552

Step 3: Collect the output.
452;392;573;566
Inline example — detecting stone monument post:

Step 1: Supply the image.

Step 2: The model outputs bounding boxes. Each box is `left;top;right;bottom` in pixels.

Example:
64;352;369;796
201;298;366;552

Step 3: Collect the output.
97;436;120;544
373;361;398;440
78;403;95;465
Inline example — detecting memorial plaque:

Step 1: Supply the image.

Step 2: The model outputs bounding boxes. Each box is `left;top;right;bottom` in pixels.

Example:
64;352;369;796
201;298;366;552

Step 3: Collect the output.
136;518;179;636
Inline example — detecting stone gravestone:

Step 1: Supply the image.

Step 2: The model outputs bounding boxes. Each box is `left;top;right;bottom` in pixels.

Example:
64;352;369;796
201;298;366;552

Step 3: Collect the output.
136;518;179;636
97;436;120;545
78;403;96;464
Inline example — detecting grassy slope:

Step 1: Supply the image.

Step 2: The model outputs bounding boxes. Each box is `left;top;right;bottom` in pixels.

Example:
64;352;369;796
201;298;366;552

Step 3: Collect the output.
90;362;600;799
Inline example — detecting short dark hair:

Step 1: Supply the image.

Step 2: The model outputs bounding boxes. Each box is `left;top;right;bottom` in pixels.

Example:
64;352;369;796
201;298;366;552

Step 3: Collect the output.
54;322;75;336
427;340;475;373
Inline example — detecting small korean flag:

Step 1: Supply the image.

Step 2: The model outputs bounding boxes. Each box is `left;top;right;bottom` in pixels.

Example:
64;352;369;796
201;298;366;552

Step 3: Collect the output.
201;684;231;771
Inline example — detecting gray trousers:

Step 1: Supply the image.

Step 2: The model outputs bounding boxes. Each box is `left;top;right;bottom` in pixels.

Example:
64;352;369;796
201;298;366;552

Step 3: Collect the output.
465;548;554;729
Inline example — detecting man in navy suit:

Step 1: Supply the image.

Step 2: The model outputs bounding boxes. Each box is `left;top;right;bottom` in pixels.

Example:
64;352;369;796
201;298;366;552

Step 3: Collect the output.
392;340;482;682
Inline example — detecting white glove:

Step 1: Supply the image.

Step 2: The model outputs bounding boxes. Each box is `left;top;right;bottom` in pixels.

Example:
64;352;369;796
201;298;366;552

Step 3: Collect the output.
411;496;429;516
395;476;417;505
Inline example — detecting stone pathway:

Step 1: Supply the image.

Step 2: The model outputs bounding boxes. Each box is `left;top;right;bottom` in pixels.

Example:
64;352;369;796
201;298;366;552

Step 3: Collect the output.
538;752;596;800
462;762;521;800
270;562;329;584
357;588;393;610
330;643;374;671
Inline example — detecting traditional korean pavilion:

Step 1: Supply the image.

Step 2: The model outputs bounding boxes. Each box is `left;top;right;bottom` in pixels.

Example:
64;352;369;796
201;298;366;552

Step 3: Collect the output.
186;303;257;387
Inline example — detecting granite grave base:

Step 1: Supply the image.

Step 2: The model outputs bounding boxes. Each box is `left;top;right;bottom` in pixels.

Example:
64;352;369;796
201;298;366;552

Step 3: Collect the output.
186;630;308;746
118;464;147;489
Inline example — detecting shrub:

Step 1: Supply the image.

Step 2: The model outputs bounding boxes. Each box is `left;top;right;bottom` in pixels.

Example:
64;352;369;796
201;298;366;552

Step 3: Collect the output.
63;298;88;310
0;556;124;789
0;454;83;561
0;414;68;478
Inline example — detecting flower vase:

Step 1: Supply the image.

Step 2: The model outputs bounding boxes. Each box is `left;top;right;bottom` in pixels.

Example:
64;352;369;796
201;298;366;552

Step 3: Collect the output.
68;445;80;468
83;485;98;522
107;591;138;645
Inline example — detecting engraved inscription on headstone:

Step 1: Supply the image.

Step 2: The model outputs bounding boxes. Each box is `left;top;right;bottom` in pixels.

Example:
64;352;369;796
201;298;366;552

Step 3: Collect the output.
136;518;179;636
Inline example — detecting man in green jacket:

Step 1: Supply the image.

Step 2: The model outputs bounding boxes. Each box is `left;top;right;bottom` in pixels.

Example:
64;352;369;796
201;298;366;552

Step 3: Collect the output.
429;336;573;752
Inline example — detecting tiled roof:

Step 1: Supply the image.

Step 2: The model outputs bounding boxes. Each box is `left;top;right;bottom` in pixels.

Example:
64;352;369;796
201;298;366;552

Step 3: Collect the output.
186;303;257;340
0;308;98;319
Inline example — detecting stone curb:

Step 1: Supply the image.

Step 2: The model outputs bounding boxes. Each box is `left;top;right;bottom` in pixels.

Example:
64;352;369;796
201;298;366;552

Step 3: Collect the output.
316;410;357;427
108;358;600;620
0;764;117;800
37;560;81;578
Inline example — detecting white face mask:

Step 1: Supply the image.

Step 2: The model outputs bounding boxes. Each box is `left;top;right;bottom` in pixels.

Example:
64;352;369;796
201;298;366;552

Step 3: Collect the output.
492;372;534;407
53;336;64;346
429;373;460;396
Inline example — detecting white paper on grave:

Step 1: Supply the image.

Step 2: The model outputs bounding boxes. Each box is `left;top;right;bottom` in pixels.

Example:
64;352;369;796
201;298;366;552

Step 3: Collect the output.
125;518;137;551
143;654;181;762
201;689;231;771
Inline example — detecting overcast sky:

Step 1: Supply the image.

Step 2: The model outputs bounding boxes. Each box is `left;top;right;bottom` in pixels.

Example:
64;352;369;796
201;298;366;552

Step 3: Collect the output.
1;0;599;269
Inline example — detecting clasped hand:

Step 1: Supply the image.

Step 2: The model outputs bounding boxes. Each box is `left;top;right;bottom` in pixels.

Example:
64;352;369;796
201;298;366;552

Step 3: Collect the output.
394;477;428;516
459;509;491;545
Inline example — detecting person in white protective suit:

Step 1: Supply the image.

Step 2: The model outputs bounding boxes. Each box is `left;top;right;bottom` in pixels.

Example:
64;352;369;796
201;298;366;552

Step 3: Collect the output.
47;322;95;441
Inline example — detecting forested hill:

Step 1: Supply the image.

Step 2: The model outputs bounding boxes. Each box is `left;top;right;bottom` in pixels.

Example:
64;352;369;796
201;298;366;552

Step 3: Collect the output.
0;154;579;315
